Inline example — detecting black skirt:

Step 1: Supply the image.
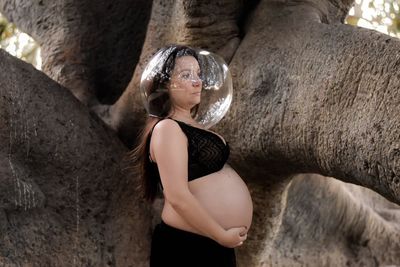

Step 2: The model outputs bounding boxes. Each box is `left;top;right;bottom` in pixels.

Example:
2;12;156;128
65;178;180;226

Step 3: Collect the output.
150;219;237;267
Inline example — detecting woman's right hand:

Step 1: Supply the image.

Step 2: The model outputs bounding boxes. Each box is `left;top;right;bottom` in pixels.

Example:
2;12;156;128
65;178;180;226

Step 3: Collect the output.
217;226;248;248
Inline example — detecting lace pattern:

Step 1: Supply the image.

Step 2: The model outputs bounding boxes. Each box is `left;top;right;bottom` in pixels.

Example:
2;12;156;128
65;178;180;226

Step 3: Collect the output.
146;118;230;187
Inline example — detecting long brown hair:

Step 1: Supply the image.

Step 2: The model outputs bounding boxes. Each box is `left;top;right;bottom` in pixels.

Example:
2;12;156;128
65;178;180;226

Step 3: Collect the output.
125;45;201;204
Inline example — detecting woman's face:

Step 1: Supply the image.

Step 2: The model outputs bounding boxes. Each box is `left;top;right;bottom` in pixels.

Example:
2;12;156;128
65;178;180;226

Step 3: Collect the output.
168;55;202;110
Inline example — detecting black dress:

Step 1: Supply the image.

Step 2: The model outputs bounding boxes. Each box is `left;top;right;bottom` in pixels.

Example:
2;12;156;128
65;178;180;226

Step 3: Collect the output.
150;219;236;267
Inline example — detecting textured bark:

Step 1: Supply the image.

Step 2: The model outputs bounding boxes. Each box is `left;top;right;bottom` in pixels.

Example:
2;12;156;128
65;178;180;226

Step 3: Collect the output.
0;50;151;266
0;0;152;106
237;0;400;203
229;2;400;264
269;174;400;266
0;0;399;266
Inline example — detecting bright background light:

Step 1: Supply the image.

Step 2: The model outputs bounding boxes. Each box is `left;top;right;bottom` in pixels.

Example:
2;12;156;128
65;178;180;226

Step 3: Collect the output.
345;0;400;38
0;13;41;70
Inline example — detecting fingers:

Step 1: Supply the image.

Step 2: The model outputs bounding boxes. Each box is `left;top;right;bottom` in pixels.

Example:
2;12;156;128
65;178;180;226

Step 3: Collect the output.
232;226;249;247
239;227;248;236
237;233;247;247
240;233;247;241
232;226;247;231
238;237;246;246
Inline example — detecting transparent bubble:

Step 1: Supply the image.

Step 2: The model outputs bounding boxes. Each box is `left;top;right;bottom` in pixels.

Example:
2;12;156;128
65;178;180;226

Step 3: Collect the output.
140;45;233;129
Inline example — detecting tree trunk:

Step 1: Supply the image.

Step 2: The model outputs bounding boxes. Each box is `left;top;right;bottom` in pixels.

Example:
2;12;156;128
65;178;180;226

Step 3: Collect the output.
0;0;152;107
0;0;399;266
0;50;152;266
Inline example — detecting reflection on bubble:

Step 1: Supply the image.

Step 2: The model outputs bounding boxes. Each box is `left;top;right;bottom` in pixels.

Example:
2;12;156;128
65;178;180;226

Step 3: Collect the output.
140;45;233;129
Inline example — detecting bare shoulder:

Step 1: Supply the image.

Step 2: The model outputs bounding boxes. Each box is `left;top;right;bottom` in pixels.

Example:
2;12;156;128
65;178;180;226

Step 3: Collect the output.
149;119;188;163
152;118;185;140
150;119;187;150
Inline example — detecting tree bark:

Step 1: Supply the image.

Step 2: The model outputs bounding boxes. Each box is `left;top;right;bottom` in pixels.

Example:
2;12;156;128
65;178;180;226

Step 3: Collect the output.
0;50;152;266
268;174;400;266
0;0;399;266
0;0;152;107
235;0;400;204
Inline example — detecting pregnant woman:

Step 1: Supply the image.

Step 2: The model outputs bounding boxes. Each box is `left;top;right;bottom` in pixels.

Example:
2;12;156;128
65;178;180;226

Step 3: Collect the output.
130;44;253;266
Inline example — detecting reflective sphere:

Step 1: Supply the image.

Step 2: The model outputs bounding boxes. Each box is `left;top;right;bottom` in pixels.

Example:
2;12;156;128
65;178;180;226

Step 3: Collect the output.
140;45;233;129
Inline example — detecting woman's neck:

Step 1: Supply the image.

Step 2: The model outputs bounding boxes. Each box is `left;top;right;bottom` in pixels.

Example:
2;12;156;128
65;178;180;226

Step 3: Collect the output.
167;109;193;122
168;113;202;127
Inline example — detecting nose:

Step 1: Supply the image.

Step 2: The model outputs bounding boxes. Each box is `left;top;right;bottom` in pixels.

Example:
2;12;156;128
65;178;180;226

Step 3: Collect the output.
192;78;201;87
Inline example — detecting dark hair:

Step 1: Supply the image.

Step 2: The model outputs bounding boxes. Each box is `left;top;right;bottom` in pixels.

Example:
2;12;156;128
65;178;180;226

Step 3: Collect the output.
126;44;201;204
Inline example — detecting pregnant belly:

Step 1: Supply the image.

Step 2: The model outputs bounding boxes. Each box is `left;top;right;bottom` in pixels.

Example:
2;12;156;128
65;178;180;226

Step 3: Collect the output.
161;164;253;234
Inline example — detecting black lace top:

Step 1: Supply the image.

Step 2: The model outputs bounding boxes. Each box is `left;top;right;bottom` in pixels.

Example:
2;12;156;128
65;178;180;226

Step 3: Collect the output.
146;117;230;189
